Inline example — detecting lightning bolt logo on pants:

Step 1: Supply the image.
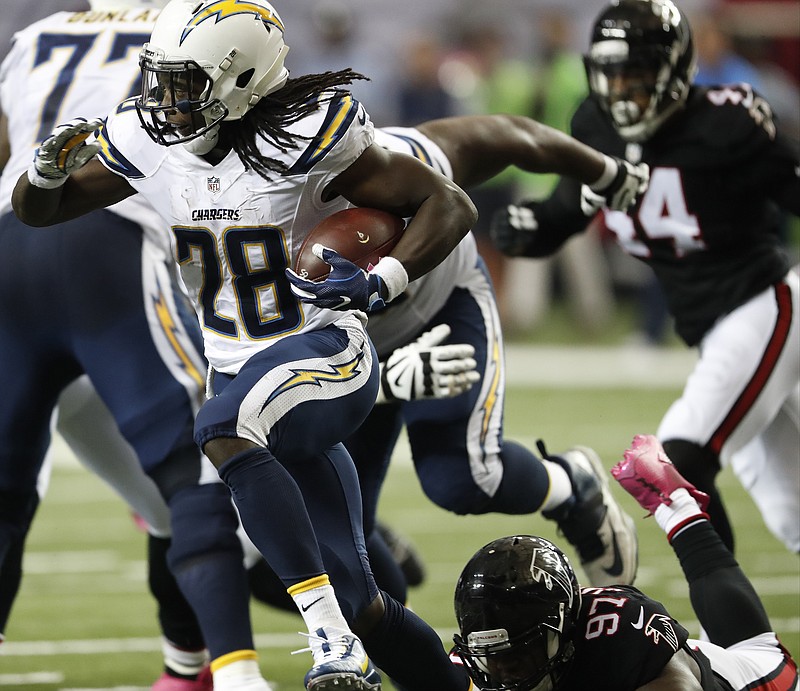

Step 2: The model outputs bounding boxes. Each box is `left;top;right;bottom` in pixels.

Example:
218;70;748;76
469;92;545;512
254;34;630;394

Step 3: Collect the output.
260;352;364;413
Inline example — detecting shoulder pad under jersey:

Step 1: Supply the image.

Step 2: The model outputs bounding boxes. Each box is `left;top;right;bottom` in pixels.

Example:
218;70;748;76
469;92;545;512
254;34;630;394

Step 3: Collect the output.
96;98;167;180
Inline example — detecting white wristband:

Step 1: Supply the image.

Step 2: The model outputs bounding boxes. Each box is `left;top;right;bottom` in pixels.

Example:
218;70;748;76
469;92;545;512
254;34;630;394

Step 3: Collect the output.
27;163;67;189
369;255;408;302
589;154;619;192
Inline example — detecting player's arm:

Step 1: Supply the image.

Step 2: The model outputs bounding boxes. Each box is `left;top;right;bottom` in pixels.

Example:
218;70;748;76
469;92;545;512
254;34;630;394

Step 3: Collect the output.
489;173;596;258
326;142;477;282
287;143;478;313
636;649;703;691
12;119;135;227
762;131;800;215
418;114;609;189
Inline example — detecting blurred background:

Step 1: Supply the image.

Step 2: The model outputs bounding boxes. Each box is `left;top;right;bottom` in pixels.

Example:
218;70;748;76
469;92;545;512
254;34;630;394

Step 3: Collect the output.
1;3;798;688
3;0;798;346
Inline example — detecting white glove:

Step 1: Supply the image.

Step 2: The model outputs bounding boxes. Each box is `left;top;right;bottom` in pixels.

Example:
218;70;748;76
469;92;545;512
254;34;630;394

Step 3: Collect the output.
580;155;649;216
376;324;480;404
28;117;103;189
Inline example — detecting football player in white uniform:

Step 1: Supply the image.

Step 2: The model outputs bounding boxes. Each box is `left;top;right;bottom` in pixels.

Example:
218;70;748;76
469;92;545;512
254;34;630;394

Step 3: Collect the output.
12;1;479;689
0;1;274;689
342;115;648;592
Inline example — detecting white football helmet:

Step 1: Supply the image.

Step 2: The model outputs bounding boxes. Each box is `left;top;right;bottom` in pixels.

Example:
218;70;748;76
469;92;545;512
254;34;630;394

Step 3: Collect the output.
136;0;290;150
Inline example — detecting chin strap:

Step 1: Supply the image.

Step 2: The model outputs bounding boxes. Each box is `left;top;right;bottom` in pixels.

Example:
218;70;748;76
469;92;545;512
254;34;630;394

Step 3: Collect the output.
181;125;220;155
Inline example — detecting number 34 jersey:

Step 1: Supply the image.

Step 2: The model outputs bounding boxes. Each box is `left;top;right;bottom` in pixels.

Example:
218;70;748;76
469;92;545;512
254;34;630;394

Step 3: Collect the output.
97;92;374;375
530;84;800;346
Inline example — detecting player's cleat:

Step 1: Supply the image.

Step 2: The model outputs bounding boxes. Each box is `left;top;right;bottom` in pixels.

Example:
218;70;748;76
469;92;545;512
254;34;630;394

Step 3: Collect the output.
376;520;426;587
542;445;638;586
151;667;212;691
299;627;382;690
612;434;710;515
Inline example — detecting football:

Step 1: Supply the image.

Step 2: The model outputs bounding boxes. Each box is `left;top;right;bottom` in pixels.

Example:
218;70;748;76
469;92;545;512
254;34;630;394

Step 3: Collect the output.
294;208;406;282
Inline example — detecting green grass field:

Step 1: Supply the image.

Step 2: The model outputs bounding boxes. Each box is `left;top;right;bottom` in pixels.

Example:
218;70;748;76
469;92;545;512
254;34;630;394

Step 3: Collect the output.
2;384;798;690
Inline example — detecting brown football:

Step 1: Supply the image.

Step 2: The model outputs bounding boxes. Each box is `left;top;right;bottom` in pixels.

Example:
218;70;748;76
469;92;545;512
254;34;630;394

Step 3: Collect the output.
294;208;406;282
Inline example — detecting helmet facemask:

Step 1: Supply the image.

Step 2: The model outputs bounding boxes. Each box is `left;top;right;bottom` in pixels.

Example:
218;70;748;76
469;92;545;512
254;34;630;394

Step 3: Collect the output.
454;621;575;691
453;536;581;691
137;49;223;153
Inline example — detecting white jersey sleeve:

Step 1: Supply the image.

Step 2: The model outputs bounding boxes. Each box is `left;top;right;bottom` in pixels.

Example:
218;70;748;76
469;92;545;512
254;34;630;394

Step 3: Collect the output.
0;9;168;253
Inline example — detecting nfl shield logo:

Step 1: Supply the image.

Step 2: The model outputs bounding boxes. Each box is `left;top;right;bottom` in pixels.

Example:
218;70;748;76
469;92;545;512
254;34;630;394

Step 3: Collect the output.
207;176;221;193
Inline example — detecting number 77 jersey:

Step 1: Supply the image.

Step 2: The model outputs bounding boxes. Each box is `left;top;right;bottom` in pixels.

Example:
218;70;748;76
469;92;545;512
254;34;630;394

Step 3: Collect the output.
96;91;375;375
0;8;159;227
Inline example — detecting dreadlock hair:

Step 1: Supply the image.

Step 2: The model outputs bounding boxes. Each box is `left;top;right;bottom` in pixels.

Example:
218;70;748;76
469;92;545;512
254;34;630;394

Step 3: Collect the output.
221;68;368;180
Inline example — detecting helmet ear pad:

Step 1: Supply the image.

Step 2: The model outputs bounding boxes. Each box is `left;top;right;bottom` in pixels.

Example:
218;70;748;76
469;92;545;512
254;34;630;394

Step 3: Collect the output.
584;0;696;142
453;535;581;691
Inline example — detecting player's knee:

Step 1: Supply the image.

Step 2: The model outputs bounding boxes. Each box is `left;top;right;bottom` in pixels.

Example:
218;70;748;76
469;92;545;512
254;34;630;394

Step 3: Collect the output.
662;438;721;489
418;469;491;515
166;483;242;570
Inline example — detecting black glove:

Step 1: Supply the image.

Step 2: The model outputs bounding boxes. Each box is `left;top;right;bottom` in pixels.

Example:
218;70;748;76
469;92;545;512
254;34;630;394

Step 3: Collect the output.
490;202;538;257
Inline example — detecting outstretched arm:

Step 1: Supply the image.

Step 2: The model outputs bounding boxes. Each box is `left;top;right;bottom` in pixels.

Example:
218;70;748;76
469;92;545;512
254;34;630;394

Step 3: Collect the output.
417;114;632;192
417;115;647;260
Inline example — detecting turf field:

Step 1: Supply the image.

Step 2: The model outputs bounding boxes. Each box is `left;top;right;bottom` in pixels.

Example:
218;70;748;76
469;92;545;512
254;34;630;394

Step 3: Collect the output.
2;354;798;690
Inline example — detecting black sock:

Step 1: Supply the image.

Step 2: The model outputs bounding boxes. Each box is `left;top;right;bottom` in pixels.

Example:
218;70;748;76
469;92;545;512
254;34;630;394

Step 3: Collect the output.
361;592;470;691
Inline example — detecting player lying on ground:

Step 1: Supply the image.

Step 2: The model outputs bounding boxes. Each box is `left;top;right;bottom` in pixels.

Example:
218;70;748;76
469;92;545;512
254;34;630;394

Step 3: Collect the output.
452;435;798;690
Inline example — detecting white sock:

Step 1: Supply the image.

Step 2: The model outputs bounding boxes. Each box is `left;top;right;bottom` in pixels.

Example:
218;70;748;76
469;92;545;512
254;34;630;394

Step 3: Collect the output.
213;655;270;691
161;637;208;676
653;488;706;540
290;580;350;633
540;459;573;512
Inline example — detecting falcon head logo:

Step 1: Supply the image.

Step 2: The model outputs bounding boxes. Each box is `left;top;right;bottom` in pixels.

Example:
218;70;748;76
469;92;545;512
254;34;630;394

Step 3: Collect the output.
644;613;680;651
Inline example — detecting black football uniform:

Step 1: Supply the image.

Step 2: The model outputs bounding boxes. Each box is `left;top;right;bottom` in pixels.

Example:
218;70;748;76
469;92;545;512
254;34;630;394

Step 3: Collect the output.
562;585;724;691
522;84;799;346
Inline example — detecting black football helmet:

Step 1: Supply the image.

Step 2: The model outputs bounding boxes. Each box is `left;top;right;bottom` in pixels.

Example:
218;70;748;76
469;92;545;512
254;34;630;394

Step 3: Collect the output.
453;535;581;691
584;0;696;142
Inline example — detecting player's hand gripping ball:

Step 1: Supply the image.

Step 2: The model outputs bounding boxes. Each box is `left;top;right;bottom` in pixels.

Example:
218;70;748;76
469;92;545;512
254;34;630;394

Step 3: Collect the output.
293;208;406;282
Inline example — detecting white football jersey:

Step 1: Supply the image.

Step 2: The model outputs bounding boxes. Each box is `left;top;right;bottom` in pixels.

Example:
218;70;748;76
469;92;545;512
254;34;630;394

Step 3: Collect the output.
0;8;166;250
97;92;375;374
368;126;479;358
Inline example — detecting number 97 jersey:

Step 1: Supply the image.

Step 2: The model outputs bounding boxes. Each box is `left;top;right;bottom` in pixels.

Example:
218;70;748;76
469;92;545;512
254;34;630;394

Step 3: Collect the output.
562;586;692;690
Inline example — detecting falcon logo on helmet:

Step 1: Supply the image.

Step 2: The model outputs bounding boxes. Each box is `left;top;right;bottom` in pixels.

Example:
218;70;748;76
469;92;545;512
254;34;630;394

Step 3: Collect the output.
530;546;577;609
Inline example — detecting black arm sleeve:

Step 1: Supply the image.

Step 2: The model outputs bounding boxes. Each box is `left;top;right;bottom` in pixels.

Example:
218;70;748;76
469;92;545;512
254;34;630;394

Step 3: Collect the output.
522;175;592;257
